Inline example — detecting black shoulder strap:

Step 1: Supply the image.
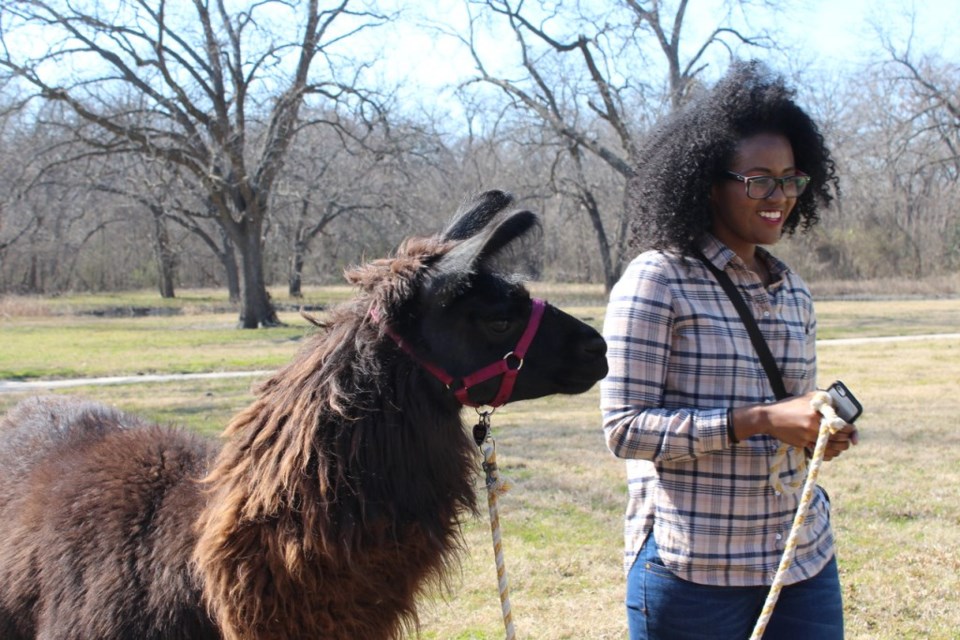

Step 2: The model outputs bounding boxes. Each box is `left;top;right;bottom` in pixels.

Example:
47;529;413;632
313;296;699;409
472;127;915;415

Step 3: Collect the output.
696;251;789;400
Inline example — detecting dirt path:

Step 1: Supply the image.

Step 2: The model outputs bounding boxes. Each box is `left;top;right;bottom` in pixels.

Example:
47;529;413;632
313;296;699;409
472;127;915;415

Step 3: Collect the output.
0;370;272;393
816;332;960;346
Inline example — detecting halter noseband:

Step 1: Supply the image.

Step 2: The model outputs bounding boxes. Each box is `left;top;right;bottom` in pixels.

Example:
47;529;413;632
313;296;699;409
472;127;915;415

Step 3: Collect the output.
374;298;547;408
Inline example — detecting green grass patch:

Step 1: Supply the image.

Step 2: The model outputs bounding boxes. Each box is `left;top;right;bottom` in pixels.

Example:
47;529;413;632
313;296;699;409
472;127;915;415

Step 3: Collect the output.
0;313;315;380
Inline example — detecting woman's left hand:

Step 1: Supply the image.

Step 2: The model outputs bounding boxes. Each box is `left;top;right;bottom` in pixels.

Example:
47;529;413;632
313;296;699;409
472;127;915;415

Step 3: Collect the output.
823;424;859;461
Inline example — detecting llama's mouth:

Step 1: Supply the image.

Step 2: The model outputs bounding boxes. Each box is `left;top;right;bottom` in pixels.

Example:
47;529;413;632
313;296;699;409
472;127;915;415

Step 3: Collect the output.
555;380;598;394
556;364;608;393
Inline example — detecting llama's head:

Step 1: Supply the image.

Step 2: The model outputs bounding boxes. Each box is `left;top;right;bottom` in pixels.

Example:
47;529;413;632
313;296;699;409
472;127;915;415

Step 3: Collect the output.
350;190;608;407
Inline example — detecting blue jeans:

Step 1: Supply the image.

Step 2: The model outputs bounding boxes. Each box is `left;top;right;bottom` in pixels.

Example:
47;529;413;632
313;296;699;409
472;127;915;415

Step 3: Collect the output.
626;534;844;640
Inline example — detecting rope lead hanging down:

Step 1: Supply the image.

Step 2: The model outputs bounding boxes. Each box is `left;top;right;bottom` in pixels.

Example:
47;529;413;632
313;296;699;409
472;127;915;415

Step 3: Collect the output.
474;410;517;640
749;391;846;640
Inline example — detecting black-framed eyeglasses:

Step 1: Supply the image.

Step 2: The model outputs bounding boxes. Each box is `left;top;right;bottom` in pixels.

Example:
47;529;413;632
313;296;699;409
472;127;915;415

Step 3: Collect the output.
725;171;810;199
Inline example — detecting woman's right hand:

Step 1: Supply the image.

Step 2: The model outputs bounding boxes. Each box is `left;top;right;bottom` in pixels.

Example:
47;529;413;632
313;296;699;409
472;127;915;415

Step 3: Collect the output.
731;392;859;460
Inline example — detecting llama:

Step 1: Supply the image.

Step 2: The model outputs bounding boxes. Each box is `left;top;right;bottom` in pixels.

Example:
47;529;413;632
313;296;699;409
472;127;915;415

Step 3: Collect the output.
0;191;608;640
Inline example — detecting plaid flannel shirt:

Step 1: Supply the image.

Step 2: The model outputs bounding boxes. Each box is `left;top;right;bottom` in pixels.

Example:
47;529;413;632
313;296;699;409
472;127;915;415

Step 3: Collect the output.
600;234;834;586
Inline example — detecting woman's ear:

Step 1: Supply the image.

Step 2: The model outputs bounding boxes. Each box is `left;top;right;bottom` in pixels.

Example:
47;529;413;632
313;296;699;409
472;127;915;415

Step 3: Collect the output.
709;183;720;208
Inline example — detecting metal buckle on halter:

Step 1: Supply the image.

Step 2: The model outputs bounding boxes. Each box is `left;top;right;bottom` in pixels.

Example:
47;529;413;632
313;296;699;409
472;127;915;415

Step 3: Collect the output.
502;351;523;371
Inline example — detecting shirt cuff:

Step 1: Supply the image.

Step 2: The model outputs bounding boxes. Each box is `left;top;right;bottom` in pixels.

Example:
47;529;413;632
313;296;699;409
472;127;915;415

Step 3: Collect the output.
698;407;732;453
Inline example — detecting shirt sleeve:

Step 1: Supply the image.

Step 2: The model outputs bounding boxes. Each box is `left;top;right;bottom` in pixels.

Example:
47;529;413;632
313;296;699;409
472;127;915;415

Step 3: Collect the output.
600;255;730;463
806;293;818;392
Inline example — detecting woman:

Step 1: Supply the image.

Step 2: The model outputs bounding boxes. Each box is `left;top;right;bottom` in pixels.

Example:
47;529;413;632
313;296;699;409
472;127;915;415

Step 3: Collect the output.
601;61;859;639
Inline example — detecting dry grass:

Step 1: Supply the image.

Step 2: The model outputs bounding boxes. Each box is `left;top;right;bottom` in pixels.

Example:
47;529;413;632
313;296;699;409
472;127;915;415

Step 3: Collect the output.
817;339;960;639
1;292;959;638
416;390;628;639
416;334;960;639
810;273;960;299
0;295;53;318
815;299;960;340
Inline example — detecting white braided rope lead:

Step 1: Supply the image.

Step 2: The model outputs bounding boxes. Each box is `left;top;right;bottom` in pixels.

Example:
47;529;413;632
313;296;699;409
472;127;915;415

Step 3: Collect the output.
749;390;846;640
475;412;517;640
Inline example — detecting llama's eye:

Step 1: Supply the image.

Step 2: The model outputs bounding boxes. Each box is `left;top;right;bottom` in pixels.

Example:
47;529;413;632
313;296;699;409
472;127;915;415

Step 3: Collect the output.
488;318;512;335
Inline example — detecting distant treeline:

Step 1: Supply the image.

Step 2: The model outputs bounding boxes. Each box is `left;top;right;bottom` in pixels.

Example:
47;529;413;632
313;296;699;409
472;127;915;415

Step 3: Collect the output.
0;1;956;314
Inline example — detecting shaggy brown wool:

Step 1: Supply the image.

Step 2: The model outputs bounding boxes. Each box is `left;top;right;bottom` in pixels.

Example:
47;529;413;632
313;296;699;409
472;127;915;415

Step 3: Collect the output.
0;396;219;639
194;236;477;640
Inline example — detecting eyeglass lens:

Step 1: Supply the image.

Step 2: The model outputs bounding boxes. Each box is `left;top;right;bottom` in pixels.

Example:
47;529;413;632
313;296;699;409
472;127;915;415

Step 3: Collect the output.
746;176;808;199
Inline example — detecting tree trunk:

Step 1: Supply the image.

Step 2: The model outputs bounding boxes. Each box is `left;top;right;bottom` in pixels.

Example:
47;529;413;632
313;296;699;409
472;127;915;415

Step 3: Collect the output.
152;211;177;299
235;223;281;329
569;150;623;293
23;254;40;293
219;228;241;303
288;233;307;298
578;191;617;293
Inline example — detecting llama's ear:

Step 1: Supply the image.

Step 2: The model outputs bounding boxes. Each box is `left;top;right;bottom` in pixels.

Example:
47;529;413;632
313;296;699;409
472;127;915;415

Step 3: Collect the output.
442;190;516;241
426;208;540;300
470;209;539;264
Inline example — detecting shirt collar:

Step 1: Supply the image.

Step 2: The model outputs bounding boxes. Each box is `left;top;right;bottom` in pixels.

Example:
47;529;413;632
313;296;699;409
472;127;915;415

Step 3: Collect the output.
695;233;791;280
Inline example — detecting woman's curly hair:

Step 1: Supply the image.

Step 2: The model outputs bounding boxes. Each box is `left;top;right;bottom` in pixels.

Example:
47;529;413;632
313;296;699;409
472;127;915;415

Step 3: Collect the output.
628;60;838;255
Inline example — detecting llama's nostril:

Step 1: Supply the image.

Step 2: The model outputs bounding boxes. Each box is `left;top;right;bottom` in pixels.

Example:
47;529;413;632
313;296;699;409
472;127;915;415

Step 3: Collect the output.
581;336;607;357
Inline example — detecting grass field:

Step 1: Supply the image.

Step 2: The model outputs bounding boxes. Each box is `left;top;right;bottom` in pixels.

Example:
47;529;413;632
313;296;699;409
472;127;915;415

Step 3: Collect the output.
1;288;959;639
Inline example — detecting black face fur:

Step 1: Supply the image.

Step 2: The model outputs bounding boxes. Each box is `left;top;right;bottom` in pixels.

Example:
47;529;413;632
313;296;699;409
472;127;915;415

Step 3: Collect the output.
399;191;608;407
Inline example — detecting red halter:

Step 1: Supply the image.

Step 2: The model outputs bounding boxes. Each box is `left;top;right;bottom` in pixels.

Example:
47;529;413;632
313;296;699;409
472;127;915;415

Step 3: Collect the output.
374;298;547;408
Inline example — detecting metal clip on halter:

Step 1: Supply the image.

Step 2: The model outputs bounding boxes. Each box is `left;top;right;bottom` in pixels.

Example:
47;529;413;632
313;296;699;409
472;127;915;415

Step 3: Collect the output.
473;409;492;446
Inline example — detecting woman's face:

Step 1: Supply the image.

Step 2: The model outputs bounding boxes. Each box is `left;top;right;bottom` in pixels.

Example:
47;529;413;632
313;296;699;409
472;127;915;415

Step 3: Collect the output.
710;132;799;259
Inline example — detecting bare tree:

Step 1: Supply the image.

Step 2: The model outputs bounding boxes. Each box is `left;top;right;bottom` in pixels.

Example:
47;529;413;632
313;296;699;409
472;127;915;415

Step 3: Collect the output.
0;0;394;326
824;16;960;278
0;104;118;293
166;194;243;302
87;160;181;298
875;52;959;276
885;52;960;180
786;56;960;281
0;101;45;281
271;108;439;297
450;0;774;289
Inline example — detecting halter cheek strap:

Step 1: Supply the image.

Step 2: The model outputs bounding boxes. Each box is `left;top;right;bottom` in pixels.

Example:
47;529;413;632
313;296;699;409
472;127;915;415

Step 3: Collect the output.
455;298;546;407
373;298;548;408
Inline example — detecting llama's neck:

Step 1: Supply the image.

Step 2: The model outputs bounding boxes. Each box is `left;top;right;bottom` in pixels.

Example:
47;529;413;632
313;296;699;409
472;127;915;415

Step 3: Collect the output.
193;323;479;639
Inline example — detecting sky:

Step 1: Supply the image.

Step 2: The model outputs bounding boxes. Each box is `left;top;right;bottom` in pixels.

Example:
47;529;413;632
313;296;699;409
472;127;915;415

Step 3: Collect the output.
776;0;959;69
371;0;959;107
7;0;956;126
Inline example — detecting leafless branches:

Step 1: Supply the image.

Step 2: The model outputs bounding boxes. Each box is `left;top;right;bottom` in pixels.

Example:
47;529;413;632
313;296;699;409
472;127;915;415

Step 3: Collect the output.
0;0;395;325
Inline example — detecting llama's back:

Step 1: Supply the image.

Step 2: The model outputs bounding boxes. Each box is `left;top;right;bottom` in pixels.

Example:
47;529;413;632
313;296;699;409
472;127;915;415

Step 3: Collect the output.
0;396;221;640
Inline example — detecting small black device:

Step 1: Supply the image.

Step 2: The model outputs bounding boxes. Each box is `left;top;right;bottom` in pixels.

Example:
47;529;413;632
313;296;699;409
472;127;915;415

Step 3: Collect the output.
826;380;863;424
